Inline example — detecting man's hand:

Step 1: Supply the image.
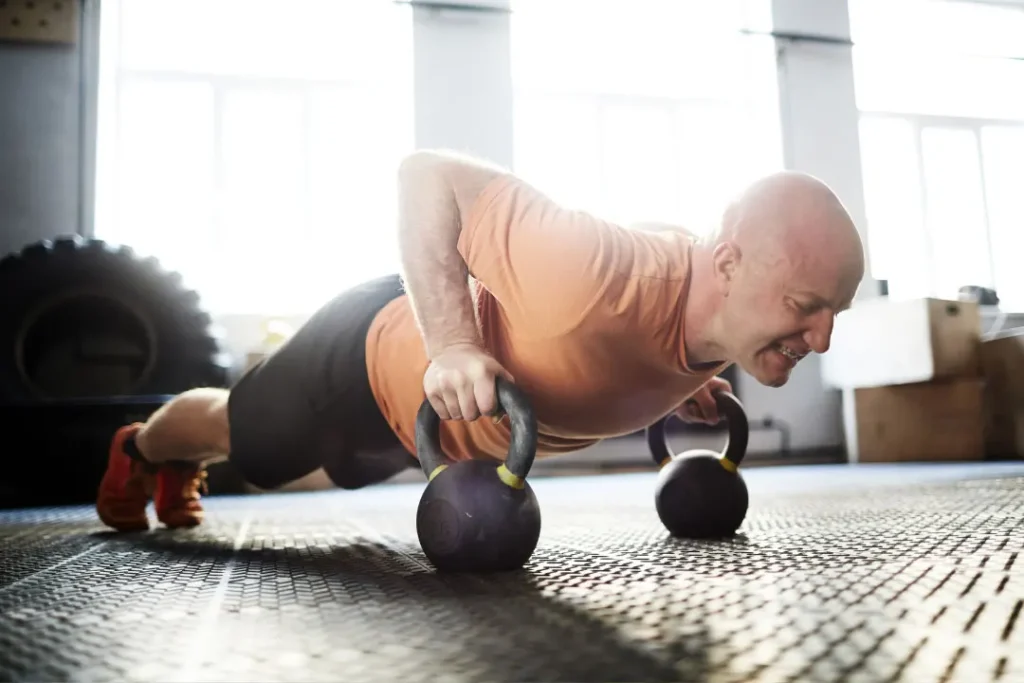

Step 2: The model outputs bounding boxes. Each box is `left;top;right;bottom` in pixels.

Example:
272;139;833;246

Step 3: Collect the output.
424;342;514;421
674;376;733;425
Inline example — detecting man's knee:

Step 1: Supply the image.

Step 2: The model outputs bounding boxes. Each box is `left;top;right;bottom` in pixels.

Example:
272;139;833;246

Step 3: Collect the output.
329;470;374;491
185;387;233;450
325;447;416;490
245;468;336;493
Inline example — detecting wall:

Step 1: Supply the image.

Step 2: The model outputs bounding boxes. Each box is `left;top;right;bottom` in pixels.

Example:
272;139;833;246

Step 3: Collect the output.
0;41;82;256
0;0;98;258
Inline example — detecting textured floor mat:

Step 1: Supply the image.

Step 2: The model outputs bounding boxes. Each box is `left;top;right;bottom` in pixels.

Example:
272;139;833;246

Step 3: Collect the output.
1;463;1023;682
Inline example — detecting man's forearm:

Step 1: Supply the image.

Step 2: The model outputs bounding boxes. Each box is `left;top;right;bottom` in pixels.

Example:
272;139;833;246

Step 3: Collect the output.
397;153;482;359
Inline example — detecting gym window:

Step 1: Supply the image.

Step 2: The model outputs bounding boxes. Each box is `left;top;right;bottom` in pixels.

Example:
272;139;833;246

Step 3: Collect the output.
93;0;415;315
851;0;1024;309
509;0;784;234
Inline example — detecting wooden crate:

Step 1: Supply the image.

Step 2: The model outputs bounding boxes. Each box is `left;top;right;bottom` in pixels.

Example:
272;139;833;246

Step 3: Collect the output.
981;330;1024;459
851;378;985;463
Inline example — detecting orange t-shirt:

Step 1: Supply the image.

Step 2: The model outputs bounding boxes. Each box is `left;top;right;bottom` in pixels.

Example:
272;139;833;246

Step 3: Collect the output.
365;174;728;463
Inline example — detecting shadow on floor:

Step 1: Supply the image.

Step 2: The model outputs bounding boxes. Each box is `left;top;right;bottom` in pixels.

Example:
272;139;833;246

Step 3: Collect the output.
116;530;710;682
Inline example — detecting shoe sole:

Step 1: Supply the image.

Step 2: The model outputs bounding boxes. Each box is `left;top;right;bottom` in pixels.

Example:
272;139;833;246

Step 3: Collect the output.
158;513;204;529
96;507;150;532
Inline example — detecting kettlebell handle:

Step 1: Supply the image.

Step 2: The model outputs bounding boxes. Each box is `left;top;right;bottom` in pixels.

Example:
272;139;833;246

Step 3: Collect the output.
647;391;749;470
415;376;539;486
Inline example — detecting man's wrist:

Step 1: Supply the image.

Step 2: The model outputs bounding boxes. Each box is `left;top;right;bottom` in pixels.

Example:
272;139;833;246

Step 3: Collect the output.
426;333;483;360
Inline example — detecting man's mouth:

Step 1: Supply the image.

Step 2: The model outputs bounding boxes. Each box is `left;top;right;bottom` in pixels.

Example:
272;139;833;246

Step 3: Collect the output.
774;342;806;363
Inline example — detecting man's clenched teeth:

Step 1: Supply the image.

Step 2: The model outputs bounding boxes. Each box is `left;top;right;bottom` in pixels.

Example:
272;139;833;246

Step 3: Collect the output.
776;343;805;362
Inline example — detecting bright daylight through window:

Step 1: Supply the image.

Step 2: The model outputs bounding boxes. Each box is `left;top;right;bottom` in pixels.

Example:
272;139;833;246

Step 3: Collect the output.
851;0;1024;309
94;0;414;315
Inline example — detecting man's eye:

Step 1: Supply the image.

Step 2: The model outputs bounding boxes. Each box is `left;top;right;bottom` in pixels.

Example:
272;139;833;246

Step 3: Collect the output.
790;300;812;314
800;302;821;316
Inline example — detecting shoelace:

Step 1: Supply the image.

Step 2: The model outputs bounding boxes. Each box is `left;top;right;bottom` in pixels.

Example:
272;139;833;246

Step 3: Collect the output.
162;467;209;501
182;470;209;499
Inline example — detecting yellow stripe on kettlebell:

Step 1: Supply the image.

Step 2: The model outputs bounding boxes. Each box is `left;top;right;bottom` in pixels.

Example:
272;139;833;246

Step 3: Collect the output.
658;457;672;470
496;464;525;489
428;464;448;481
719;458;738;474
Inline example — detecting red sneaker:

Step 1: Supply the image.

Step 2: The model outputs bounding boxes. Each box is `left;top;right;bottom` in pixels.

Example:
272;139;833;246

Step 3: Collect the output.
96;424;157;532
155;463;208;528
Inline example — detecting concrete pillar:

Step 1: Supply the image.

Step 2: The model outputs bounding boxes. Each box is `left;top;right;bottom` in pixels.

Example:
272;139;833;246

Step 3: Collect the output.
770;0;881;461
411;1;513;167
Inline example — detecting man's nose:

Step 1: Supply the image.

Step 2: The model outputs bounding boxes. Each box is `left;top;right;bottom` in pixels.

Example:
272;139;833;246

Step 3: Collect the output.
804;311;834;354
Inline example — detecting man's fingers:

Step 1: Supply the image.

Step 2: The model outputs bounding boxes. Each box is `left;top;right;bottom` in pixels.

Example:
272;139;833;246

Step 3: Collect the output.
457;385;480;422
428;394;451;421
676;400;702;423
692;391;719;424
474;377;498;417
441;388;463;420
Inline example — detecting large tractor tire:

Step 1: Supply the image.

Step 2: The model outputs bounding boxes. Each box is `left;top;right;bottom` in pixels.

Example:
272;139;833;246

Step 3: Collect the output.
0;235;231;403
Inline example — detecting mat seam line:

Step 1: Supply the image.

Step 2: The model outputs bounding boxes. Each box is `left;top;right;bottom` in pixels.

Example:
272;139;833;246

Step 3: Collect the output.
0;540;108;595
175;515;251;682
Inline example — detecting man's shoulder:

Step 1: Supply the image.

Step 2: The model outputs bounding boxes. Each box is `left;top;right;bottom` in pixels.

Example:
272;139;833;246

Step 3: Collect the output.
629;221;701;241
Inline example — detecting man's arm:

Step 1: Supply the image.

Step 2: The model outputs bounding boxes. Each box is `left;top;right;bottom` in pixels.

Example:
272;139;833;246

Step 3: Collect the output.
396;149;511;421
396;149;506;358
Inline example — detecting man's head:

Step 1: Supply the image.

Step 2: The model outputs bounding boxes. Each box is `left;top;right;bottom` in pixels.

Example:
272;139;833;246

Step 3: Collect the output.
700;171;865;387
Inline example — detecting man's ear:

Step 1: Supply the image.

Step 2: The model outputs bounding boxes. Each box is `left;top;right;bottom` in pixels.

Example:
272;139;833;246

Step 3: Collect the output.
711;242;740;294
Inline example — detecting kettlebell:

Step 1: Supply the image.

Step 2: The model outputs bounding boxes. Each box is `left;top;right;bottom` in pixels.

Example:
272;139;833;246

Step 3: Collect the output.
415;377;541;573
647;391;749;538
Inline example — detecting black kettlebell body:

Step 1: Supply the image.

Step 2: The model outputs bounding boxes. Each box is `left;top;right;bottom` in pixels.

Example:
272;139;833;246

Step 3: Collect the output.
648;392;750;538
417;459;540;572
415;377;541;573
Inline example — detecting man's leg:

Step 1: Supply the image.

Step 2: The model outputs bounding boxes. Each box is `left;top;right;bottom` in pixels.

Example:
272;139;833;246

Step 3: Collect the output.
97;387;231;532
95;273;412;531
96;307;331;531
135;387;231;465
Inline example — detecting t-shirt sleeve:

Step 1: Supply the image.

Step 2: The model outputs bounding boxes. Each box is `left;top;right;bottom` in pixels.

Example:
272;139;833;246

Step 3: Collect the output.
457;175;622;337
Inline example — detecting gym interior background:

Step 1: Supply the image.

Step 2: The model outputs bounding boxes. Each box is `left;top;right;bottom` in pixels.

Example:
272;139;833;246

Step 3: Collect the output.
2;1;1024;681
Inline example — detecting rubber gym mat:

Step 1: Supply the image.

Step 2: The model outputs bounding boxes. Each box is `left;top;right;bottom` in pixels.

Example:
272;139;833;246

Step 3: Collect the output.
1;463;1023;682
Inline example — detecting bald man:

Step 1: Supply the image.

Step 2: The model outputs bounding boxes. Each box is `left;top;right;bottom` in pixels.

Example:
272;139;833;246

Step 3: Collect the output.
96;149;865;532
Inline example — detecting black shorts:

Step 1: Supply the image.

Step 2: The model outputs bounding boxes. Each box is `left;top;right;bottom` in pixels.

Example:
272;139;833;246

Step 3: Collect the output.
226;274;417;490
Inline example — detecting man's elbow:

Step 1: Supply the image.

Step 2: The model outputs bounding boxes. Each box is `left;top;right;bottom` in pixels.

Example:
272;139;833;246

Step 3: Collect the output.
398;150;448;183
398;149;507;183
396;151;461;243
399;149;507;216
397;151;456;221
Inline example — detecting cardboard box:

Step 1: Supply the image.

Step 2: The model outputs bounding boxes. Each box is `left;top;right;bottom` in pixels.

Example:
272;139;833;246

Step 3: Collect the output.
823;297;981;390
981;330;1024;458
849;378;985;463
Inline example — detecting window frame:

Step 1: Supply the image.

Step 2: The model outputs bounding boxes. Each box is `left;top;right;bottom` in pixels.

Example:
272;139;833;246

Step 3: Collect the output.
858;108;1024;304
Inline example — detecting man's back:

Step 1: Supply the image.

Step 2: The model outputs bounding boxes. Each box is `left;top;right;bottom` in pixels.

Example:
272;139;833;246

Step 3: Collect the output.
366;174;726;463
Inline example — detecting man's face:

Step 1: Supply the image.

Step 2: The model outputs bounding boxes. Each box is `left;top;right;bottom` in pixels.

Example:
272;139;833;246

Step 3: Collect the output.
718;239;863;387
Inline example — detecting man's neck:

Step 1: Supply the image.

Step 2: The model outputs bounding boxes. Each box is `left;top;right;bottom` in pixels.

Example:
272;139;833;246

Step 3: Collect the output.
683;242;726;367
